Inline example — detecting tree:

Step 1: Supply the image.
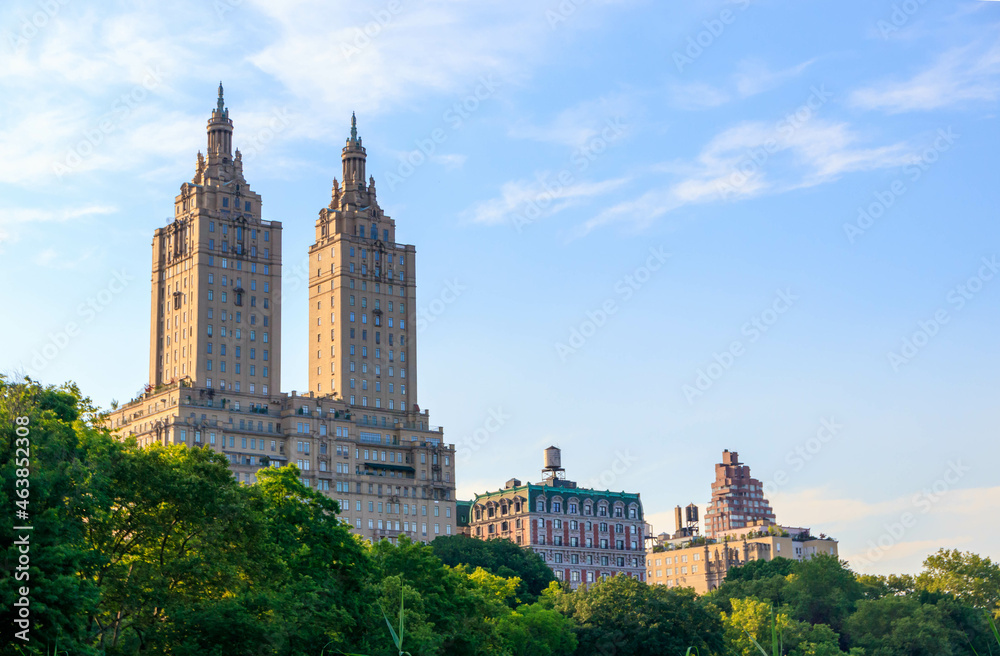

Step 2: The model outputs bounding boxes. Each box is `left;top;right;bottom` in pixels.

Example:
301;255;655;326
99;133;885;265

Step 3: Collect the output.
857;573;916;600
1;377;375;656
553;574;725;655
708;568;792;614
240;464;371;654
1;379;103;655
844;593;994;656
367;536;517;655
784;555;863;636
430;534;555;600
726;556;797;582
915;549;1000;617
782;619;849;656
722;597;793;656
496;601;577;656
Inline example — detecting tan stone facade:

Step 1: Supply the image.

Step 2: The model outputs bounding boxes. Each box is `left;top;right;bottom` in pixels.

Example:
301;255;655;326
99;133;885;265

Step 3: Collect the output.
645;532;839;594
149;84;281;395
110;88;455;544
307;114;418;417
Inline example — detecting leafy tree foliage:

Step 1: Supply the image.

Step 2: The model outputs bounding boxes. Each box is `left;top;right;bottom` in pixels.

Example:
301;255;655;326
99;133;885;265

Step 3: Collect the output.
723;597;794;656
726;556;797;582
430;534;555;600
4;378;999;656
709;564;792;614
845;592;994;656
783;554;864;635
915;549;1000;617
857;573;916;599
1;380;103;655
495;601;577;656
552;574;725;655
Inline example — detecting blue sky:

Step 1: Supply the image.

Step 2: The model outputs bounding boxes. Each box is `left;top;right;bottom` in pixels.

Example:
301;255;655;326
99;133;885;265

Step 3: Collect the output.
2;0;998;575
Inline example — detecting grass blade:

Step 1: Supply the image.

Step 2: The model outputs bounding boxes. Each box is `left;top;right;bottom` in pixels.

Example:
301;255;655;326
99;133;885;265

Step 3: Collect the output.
377;601;401;650
398;591;405;651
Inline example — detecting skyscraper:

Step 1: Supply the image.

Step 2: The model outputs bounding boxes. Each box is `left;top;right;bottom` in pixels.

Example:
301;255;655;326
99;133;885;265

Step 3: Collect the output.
149;83;282;395
703;450;775;538
307;113;418;418
110;87;456;544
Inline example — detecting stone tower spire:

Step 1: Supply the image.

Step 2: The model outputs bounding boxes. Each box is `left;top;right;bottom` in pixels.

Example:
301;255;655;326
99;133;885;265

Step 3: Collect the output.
207;82;234;164
342;112;367;186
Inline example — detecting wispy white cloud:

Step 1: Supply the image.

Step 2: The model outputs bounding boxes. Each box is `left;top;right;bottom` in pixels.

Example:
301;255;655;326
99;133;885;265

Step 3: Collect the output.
464;174;630;226
668;82;731;110
851;43;1000;113
0;205;117;253
0;0;627;188
771;486;910;526
0;205;117;226
508;93;638;148
431;153;468;169
247;0;554;124
667;58;815;110
773;485;1000;575
574;119;911;236
32;245;102;270
733;58;817;97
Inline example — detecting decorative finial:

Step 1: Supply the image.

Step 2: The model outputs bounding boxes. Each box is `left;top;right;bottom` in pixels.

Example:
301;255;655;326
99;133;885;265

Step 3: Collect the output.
217;82;225;113
350;112;357;141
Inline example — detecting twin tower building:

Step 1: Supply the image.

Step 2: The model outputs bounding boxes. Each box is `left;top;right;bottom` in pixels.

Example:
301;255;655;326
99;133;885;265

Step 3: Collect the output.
110;86;458;542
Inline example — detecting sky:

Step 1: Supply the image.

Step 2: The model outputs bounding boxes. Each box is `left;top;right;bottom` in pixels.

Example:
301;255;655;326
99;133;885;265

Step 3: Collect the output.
1;0;999;576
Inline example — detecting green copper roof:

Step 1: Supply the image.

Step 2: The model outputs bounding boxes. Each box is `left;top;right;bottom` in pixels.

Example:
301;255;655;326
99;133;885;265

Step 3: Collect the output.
471;483;643;519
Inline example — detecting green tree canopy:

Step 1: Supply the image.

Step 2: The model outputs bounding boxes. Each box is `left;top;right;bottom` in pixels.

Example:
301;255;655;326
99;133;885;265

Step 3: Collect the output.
726;556;798;582
784;554;864;635
552;574;725;656
5;377;1000;656
845;592;994;656
915;549;1000;616
430;534;555;600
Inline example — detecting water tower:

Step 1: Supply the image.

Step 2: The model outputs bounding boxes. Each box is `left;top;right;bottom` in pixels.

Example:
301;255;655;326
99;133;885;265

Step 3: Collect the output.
541;446;566;482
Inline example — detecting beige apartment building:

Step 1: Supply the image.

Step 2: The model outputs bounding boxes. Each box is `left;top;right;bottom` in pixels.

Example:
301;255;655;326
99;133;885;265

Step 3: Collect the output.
646;449;837;594
645;528;839;594
308;114;418;412
109;86;456;544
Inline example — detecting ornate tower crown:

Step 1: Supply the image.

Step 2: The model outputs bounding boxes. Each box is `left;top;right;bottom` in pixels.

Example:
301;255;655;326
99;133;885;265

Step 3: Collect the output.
207;82;234;164
342;112;367;185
